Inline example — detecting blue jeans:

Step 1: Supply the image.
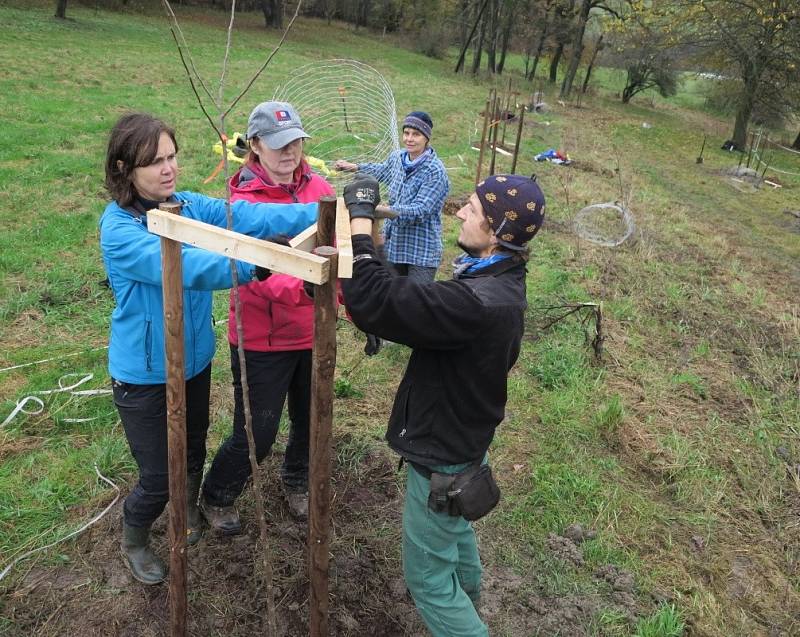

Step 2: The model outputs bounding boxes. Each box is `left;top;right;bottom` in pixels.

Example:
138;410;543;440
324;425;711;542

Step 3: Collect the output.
202;347;311;506
402;464;488;636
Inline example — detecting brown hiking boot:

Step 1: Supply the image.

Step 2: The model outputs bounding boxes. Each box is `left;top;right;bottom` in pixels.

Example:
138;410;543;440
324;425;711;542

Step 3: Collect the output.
285;490;309;520
199;495;241;535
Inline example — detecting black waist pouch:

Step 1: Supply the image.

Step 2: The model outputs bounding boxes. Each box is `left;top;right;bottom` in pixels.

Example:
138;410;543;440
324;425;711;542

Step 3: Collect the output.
427;463;500;521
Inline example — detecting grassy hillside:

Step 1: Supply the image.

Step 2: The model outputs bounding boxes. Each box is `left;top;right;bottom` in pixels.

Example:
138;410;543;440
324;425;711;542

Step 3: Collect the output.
1;3;799;636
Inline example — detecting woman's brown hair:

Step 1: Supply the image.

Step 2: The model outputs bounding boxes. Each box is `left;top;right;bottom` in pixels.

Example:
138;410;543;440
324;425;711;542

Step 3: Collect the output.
104;112;178;208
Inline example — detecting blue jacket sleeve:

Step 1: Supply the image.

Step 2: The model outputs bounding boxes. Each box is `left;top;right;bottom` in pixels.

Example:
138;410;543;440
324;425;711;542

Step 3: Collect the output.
178;191;317;238
100;210;254;290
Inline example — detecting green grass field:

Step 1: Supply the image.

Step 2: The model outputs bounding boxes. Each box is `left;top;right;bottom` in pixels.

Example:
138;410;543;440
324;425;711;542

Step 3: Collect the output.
1;2;799;636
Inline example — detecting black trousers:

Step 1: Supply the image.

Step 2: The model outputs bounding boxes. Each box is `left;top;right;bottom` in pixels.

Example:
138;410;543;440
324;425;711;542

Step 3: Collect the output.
202;346;311;507
113;365;211;529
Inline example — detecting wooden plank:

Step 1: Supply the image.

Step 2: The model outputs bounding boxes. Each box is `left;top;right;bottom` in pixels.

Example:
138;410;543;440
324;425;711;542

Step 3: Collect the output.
146;209;329;285
335;197;353;278
289;223;318;252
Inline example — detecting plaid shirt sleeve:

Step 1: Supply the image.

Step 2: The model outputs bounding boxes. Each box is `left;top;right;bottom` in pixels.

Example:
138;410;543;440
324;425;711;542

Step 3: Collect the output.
393;162;449;226
357;158;393;184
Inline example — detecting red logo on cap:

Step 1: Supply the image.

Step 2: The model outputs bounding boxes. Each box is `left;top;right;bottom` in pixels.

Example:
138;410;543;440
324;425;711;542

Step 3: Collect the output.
274;110;292;122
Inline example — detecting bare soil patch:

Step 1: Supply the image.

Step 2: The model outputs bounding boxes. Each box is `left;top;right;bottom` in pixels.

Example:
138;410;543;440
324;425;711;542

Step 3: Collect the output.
2;440;672;636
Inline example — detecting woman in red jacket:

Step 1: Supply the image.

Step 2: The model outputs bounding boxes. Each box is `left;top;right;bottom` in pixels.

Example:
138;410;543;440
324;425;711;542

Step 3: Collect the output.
200;101;334;530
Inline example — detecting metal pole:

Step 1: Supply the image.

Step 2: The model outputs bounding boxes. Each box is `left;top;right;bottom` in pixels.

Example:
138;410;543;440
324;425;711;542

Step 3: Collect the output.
308;197;338;637
159;201;187;637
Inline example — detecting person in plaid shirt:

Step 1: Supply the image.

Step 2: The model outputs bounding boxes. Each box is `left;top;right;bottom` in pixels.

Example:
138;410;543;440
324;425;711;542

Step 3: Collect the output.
335;111;449;283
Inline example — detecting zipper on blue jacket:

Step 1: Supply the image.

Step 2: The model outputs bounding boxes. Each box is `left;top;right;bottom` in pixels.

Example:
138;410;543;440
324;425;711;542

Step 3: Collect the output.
144;317;153;371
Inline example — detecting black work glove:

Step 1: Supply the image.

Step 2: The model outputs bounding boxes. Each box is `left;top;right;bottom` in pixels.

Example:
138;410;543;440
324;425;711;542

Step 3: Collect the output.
364;333;382;356
254;234;291;281
343;174;380;220
303;280;315;300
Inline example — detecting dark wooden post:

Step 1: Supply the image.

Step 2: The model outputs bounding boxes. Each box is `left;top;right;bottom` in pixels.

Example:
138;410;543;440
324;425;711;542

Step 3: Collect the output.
309;197;338;637
475;98;491;185
489;93;500;176
511;104;525;174
159;201;187;637
500;76;512;147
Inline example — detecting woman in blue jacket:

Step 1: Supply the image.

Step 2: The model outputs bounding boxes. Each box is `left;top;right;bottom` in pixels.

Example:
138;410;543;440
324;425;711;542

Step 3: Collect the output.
100;112;317;585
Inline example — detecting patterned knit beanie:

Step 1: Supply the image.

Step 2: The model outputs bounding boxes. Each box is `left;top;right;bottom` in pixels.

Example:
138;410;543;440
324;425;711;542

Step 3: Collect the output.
476;174;545;250
403;111;433;140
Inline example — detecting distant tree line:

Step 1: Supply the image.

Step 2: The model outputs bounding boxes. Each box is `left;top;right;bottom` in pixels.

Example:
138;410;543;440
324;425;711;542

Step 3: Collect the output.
56;0;800;149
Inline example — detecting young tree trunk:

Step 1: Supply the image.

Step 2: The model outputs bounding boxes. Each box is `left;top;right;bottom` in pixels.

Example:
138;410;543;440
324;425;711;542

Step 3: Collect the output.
486;0;498;74
260;0;282;28
472;9;486;75
454;0;489;74
581;34;603;93
731;70;759;150
527;16;550;81
496;8;514;75
54;0;68;18
549;42;563;83
560;0;591;98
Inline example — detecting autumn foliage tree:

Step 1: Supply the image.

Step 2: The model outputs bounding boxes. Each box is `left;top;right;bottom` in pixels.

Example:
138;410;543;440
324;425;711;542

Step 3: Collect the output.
683;0;799;150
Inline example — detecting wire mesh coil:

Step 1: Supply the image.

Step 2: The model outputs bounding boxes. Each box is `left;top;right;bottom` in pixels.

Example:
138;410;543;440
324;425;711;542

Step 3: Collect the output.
573;202;636;247
273;59;399;192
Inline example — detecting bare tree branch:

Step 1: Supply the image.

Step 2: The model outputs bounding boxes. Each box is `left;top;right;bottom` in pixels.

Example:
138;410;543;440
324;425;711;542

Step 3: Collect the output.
224;0;303;118
219;0;238;107
161;0;217;107
168;27;223;140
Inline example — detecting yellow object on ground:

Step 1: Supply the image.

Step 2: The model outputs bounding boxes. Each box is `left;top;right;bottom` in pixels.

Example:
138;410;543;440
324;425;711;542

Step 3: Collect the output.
212;132;246;165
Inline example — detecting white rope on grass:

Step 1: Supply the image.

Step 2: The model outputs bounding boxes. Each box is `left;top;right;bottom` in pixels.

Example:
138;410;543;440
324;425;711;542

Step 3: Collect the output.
0;465;121;582
0;346;109;374
573;202;636;247
1;373;112;429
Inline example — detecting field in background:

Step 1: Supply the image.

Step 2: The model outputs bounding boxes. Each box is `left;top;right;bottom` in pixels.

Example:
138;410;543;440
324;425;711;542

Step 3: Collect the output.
1;3;799;636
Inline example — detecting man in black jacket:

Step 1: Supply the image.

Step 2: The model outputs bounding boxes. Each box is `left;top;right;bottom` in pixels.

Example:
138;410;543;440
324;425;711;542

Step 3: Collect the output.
341;173;545;636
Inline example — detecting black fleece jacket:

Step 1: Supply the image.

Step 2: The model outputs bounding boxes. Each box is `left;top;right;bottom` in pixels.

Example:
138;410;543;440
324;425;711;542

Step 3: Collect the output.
341;234;527;467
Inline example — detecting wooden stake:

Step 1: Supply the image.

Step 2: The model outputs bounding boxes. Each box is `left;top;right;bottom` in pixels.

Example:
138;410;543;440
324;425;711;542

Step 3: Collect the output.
489;93;500;175
501;76;512;147
511;103;525;174
159;201;187;637
308;199;338;637
475;98;491;185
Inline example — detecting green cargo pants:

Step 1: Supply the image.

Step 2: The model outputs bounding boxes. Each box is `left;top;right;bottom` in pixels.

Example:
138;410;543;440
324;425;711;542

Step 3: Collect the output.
402;462;489;637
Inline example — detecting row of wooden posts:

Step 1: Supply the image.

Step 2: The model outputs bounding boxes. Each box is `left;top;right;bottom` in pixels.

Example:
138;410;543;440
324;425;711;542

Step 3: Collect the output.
152;196;354;637
474;81;527;185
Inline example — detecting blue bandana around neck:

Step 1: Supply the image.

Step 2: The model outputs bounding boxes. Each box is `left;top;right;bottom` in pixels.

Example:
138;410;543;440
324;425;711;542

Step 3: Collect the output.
453;253;511;278
401;147;432;174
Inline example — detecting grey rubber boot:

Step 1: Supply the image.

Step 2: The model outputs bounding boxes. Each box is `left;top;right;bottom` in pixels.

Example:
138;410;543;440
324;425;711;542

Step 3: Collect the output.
186;472;204;546
121;522;167;585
